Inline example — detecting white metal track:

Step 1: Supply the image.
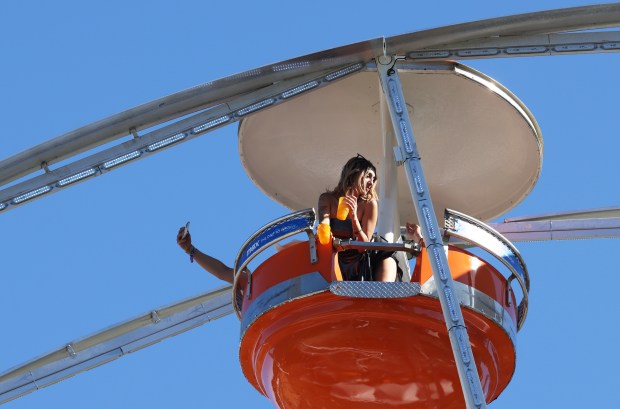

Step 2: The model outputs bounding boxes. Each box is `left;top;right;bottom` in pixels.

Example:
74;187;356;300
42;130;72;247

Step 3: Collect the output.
0;286;233;405
2;4;620;208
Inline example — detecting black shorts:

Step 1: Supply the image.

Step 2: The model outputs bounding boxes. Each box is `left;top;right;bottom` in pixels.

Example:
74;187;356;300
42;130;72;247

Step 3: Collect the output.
337;236;404;281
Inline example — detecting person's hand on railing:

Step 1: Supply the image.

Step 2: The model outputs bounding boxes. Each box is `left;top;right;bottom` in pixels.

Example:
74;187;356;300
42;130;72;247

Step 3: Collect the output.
406;222;422;244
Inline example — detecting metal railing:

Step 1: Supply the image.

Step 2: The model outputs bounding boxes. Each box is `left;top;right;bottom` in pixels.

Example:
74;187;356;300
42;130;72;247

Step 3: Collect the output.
331;237;421;255
232;208;317;317
444;208;530;330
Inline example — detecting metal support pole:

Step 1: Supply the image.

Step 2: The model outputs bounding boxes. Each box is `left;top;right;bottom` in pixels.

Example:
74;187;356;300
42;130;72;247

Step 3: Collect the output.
377;84;400;244
376;56;487;409
378;88;412;281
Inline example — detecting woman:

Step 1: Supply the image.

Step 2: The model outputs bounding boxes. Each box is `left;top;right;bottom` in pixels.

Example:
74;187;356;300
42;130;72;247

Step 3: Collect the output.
318;155;401;281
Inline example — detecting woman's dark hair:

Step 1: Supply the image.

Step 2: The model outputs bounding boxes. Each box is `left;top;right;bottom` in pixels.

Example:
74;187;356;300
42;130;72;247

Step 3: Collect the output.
331;154;378;201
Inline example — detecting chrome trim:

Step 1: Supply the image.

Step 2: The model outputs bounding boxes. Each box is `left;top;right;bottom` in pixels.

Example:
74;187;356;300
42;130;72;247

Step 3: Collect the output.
421;278;517;347
239;272;330;338
452;64;542;161
232;209;317;317
239;273;516;359
445;208;529;290
234;208;316;274
444;208;529;330
330;281;420;298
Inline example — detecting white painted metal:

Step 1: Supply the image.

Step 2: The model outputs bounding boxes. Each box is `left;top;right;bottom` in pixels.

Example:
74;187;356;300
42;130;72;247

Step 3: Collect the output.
0;286;233;405
377;87;412;281
3;4;620;197
377;83;399;244
377;57;486;409
0;64;371;188
388;4;620;53
504;206;620;222
444;208;529;330
2;3;620;406
408;31;620;61
0;65;361;213
239;62;542;223
490;217;620;242
487;207;620;241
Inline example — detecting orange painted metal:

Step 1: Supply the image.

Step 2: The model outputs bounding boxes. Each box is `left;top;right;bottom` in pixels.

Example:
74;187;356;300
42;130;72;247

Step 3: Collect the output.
238;240;335;316
238;242;517;409
413;246;518;324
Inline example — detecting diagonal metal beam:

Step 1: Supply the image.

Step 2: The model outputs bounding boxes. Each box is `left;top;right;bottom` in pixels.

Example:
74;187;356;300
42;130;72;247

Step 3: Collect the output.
377;56;487;408
0;60;375;187
0;286;233;405
0;63;365;213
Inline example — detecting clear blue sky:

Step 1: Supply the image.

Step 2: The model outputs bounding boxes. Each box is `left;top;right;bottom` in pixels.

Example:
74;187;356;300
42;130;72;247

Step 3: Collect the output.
1;1;619;408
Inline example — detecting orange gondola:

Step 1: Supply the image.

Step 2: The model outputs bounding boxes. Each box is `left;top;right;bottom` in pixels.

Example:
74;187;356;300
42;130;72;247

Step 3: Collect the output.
234;209;525;409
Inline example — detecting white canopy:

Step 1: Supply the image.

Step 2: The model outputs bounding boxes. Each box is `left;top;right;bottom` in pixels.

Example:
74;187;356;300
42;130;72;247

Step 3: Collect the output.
239;62;542;223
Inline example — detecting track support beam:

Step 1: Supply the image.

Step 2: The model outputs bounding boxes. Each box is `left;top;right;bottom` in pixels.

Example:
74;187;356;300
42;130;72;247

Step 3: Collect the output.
377;55;487;409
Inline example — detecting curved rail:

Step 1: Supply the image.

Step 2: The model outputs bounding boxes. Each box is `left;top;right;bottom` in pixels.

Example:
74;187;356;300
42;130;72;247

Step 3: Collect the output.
444;208;530;330
0;286;233;405
3;5;620;214
232;208;317;317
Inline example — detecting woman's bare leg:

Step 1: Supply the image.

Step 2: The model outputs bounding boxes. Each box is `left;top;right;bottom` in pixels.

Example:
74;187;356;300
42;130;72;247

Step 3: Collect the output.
374;257;397;282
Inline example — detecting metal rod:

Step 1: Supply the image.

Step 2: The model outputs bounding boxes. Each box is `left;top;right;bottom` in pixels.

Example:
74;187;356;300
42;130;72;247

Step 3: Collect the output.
377;78;400;244
376;55;487;409
332;238;419;255
407;31;620;61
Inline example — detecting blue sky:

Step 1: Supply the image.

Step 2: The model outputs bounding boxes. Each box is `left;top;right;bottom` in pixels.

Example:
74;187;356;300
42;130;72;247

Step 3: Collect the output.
1;1;619;408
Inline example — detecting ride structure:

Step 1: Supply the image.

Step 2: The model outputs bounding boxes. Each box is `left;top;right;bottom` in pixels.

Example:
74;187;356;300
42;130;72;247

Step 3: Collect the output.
1;4;620;408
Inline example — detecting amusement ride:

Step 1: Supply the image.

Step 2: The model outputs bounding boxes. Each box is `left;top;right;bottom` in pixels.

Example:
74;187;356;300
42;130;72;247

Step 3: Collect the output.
1;3;620;408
